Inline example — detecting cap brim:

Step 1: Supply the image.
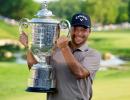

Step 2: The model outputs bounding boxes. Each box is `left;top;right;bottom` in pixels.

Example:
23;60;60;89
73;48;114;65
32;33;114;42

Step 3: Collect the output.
72;24;90;29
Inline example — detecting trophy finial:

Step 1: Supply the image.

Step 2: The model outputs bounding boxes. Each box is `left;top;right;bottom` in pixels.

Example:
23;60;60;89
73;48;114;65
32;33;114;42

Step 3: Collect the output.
41;1;48;9
36;1;53;17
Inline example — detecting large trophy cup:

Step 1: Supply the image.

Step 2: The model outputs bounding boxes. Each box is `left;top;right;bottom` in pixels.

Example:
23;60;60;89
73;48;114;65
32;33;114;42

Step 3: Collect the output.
19;2;70;93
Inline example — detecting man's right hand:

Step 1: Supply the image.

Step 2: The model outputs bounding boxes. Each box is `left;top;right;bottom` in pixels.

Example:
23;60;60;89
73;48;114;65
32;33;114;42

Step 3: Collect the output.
19;31;28;48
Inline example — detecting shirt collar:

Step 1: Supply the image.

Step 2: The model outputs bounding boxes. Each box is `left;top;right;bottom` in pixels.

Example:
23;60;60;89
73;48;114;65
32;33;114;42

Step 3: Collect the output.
71;43;89;53
78;43;89;52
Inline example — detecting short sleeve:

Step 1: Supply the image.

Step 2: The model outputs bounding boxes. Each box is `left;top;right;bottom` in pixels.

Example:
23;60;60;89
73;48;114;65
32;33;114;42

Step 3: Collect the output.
81;50;101;73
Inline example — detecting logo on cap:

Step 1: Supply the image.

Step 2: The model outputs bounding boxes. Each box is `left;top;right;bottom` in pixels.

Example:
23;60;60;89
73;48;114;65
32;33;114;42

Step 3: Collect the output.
75;15;88;22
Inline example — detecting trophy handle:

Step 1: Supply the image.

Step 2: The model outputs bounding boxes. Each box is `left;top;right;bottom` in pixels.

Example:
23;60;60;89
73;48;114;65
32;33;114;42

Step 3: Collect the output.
19;18;30;48
19;18;30;35
59;19;71;39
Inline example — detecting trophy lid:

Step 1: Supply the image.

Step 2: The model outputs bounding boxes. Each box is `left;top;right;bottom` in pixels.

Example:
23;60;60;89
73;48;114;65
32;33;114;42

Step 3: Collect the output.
30;1;59;24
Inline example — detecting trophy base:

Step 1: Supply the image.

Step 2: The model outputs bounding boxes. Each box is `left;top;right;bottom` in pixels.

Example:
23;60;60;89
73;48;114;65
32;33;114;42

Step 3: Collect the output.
26;87;57;93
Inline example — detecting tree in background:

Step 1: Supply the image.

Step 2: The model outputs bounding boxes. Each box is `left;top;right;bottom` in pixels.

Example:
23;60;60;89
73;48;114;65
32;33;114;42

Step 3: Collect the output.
82;0;122;24
116;0;129;23
128;0;130;22
0;0;40;20
0;0;129;24
49;0;129;24
48;0;82;21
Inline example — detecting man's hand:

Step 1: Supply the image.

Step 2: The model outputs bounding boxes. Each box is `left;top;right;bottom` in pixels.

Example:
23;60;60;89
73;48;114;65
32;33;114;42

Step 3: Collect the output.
19;31;28;48
56;36;69;49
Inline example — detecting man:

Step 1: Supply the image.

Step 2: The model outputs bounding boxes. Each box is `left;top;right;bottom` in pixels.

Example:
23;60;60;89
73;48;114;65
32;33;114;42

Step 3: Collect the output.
19;13;101;100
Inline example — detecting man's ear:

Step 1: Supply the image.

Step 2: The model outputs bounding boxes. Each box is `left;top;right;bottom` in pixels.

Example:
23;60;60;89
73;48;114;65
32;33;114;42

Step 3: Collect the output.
89;28;91;33
88;28;91;35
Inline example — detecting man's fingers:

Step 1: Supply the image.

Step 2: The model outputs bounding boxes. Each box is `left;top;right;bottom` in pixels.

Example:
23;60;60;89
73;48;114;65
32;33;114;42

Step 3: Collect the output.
19;32;28;47
21;31;27;35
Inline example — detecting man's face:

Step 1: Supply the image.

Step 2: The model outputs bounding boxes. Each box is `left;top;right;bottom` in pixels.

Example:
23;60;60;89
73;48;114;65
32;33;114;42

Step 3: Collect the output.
71;26;91;46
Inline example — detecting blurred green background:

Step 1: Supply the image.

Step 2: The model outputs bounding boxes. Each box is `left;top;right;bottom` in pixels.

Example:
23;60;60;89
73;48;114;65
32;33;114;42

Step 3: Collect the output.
0;0;130;100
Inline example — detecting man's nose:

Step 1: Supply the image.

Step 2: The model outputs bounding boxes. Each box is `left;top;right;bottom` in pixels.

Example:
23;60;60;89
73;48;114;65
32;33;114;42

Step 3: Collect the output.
76;31;82;36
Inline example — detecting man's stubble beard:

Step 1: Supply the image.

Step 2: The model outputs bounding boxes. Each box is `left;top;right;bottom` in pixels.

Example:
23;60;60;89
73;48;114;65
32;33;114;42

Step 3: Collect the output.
71;34;87;48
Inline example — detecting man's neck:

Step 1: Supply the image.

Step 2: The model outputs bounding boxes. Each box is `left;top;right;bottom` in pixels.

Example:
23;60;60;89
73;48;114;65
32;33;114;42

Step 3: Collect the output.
69;41;83;50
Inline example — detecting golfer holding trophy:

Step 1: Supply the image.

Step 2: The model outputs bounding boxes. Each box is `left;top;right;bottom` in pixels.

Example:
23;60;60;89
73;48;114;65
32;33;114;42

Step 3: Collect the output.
19;2;70;93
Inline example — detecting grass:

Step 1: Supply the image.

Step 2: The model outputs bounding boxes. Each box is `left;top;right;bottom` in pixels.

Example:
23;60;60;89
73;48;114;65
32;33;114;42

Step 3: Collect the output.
0;62;130;100
90;31;130;49
89;31;130;58
93;78;130;100
0;62;46;100
93;68;130;100
0;20;19;39
92;62;130;100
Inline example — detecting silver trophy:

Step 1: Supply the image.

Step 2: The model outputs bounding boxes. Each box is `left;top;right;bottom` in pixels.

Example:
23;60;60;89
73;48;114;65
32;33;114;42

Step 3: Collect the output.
19;1;70;93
